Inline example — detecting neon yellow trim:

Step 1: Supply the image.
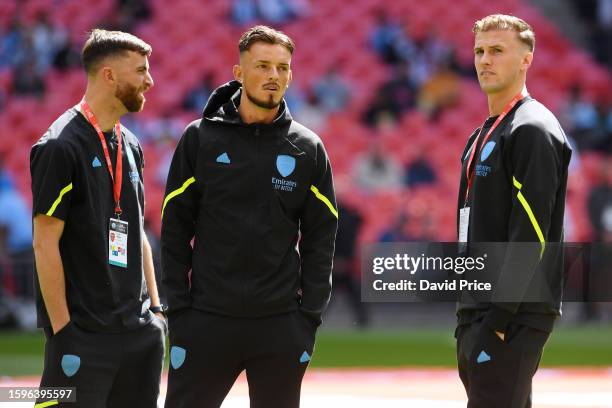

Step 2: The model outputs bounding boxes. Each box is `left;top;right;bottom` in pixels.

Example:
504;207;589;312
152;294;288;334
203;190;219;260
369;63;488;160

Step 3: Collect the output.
35;401;59;408
310;185;338;219
46;183;73;216
161;177;196;218
513;176;545;258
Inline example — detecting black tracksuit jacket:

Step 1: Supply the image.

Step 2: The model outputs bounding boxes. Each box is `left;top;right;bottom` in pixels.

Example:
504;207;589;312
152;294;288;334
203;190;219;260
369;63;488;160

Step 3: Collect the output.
161;81;338;326
456;96;572;333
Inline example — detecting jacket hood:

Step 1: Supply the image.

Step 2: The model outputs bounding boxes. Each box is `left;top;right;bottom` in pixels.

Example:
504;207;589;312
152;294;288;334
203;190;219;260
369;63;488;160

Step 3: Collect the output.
202;80;293;126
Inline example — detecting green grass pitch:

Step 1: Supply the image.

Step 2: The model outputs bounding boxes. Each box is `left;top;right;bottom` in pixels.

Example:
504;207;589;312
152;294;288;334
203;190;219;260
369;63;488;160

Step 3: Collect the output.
1;326;611;377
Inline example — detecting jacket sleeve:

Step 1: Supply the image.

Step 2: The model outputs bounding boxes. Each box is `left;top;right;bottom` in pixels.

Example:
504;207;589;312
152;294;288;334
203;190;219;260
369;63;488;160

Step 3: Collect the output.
483;123;563;332
161;122;200;316
298;140;338;326
31;138;76;220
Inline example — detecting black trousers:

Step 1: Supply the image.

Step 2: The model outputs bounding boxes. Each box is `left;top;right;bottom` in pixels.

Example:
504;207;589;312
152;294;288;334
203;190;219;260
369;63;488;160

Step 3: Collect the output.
164;309;317;408
456;320;550;408
36;317;165;407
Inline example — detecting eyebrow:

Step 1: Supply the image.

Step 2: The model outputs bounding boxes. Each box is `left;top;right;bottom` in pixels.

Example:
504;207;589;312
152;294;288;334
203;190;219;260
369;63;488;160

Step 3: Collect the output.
255;60;289;66
474;44;505;52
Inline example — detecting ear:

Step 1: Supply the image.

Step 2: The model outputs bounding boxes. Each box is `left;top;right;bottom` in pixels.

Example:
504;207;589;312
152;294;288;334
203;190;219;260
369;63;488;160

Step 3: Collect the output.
287;69;292;88
233;64;242;83
100;66;116;86
521;51;533;72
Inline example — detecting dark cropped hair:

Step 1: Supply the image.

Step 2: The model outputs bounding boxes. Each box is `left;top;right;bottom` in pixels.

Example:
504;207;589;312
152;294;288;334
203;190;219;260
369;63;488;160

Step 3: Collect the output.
239;25;295;55
82;29;152;75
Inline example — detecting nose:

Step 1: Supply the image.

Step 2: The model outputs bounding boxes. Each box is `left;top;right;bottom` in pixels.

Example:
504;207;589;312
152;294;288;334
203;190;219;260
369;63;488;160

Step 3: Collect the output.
480;50;492;66
268;66;279;81
145;71;154;89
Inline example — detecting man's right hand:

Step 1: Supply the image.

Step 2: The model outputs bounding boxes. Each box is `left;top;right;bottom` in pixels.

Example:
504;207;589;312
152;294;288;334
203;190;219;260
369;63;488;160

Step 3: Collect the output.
52;317;71;335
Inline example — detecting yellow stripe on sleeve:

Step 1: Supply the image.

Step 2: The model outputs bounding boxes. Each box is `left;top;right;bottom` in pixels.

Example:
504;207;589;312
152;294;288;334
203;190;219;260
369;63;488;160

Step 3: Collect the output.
513;176;545;258
310;185;338;219
46;183;73;216
35;401;59;408
161;177;196;219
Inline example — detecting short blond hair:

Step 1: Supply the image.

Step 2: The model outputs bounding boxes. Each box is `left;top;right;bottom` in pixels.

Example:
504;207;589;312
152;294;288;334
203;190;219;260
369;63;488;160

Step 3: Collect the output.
473;14;535;52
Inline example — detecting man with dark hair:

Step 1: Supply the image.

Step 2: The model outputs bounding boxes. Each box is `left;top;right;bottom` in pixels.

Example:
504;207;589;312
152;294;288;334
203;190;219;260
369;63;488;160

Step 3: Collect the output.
30;29;164;407
162;25;337;408
455;14;572;407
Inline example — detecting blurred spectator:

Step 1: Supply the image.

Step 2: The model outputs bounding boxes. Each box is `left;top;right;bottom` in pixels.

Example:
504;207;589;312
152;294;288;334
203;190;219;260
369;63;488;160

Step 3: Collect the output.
144;112;184;184
352;139;403;192
294;92;326;133
379;202;435;242
32;13;68;74
117;0;152;27
572;0;612;67
52;36;81;72
283;85;306;117
369;10;412;65
404;150;436;188
256;0;309;24
330;201;368;327
312;67;350;113
585;156;612;320
362;63;416;127
417;59;461;120
588;157;612;241
563;85;611;152
231;0;259;25
0;19;25;69
231;0;309;25
379;210;413;242
409;29;450;86
284;0;311;19
12;59;46;97
0;164;33;300
596;0;612;65
183;73;214;112
143;110;184;143
0;222;15;329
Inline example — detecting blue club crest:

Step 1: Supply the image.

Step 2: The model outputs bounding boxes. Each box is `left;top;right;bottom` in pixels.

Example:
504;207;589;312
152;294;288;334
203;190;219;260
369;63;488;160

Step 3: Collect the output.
61;354;81;377
480;141;496;162
276;155;295;177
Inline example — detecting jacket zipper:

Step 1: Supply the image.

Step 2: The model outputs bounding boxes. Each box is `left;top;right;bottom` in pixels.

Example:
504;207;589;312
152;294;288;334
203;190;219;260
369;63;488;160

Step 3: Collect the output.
243;126;260;313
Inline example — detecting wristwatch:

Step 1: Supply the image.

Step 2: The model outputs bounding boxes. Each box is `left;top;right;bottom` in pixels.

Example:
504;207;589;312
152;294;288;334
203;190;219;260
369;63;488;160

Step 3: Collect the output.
150;304;167;317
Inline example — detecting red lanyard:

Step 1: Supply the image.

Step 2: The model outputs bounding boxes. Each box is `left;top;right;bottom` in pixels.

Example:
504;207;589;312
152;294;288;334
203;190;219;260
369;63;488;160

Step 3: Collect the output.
80;99;123;216
463;89;528;205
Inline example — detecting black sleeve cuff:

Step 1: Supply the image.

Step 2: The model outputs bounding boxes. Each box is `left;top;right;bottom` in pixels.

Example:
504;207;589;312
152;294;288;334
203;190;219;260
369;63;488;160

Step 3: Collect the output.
482;305;515;333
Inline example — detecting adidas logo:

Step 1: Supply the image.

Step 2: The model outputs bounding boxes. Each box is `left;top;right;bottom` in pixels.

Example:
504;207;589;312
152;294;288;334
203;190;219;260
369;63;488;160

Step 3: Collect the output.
92;156;102;168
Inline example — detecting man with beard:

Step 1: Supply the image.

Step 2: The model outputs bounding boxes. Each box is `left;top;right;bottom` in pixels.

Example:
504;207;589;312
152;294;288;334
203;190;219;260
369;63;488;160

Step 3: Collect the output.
30;29;165;407
162;26;338;408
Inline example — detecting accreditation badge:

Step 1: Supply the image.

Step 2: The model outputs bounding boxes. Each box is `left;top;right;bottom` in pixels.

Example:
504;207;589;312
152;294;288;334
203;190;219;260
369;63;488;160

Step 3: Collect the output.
459;207;470;243
109;218;128;268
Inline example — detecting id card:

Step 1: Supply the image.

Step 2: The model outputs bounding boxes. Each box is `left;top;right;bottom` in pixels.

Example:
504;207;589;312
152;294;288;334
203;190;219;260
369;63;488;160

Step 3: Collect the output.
109;218;128;268
459;207;470;243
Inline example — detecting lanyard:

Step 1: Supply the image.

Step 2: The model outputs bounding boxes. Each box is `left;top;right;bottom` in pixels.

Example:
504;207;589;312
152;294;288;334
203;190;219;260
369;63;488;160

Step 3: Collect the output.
80;99;123;216
463;89;528;205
